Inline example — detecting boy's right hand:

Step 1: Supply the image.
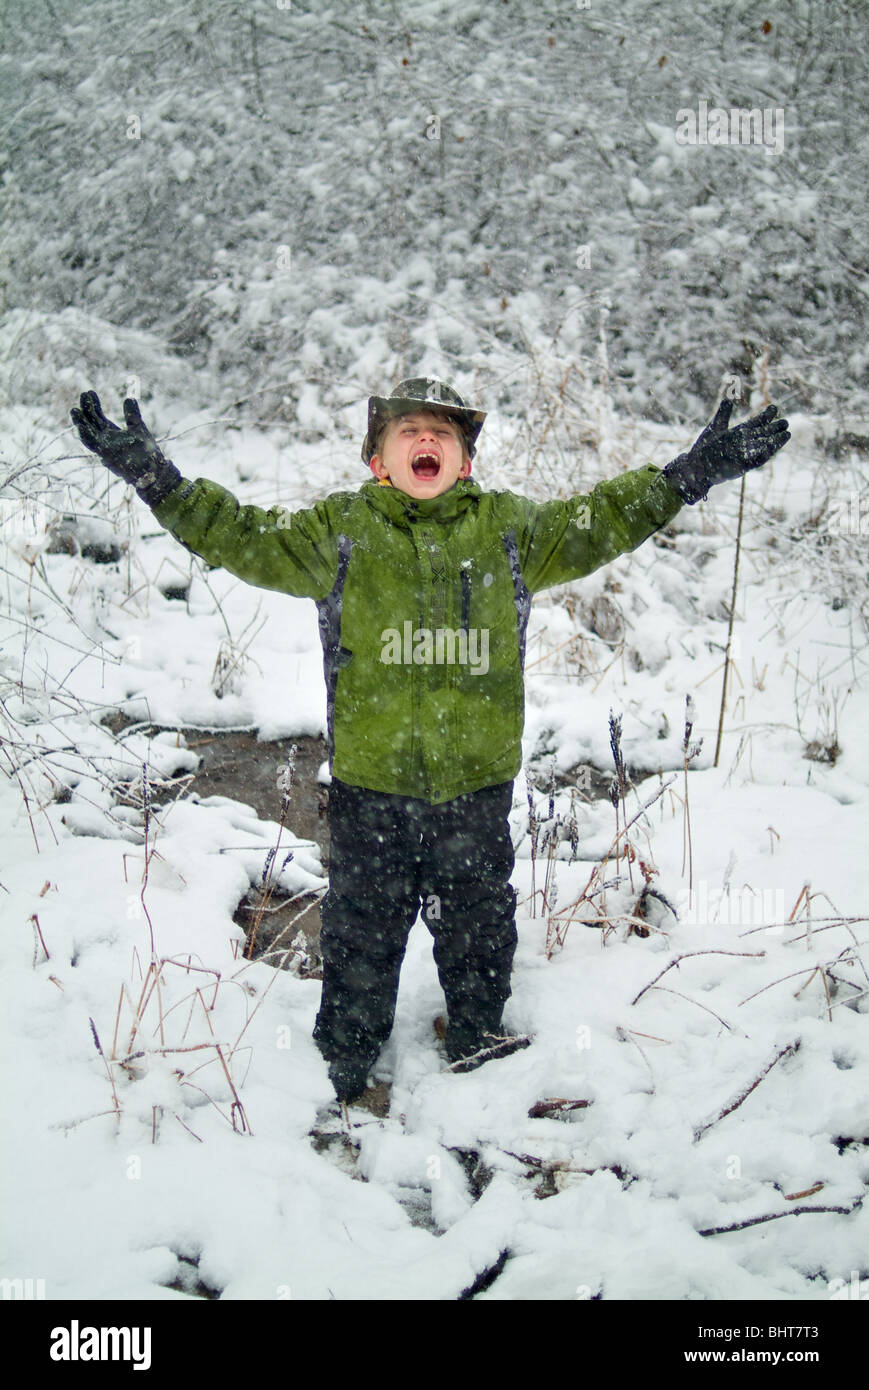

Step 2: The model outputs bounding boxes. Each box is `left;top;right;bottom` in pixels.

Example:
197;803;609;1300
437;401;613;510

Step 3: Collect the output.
70;391;181;506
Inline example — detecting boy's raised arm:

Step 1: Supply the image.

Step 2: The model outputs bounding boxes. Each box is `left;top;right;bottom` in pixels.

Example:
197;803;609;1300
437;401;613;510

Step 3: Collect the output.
515;398;790;593
514;462;683;594
70;391;341;600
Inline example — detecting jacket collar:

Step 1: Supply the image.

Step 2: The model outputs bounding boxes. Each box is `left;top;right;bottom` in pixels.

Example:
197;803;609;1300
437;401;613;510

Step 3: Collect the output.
361;477;481;527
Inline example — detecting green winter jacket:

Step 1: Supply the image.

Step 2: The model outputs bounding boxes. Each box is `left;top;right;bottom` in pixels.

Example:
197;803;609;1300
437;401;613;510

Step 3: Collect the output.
152;467;682;803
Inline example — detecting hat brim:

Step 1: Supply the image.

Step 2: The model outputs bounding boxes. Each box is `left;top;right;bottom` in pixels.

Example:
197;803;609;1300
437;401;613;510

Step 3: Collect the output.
362;395;487;464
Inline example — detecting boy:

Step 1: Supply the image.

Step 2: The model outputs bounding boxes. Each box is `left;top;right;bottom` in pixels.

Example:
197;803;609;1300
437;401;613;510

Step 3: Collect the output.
71;378;789;1102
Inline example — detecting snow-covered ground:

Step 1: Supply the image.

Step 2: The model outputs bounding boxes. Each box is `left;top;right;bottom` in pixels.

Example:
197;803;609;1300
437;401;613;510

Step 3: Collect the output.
1;393;867;1303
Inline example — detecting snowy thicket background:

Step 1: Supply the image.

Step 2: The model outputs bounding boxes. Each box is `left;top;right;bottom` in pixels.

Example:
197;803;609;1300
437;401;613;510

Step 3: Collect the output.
1;0;868;1302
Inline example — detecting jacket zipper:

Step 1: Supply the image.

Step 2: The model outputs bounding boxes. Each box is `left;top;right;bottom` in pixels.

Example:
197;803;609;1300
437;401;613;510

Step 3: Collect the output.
460;569;471;634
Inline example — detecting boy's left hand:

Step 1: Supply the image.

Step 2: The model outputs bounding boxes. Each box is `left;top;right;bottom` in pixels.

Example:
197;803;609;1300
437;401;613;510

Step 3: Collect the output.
663;400;790;504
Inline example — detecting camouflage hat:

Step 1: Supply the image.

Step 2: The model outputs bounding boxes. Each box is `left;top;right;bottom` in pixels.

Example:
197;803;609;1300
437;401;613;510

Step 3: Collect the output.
361;377;486;464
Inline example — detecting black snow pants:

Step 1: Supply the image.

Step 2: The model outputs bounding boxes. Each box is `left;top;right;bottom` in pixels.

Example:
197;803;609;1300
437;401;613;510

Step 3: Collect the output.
313;777;518;1078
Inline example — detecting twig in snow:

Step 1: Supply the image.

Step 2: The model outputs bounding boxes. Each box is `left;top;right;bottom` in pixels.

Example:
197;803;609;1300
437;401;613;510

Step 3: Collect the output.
29;912;50;964
651;985;736;1033
546;773;678;957
738;914;869;940
88;1016;121;1126
631;949;767;1006
693;1040;800;1142
699;1195;861;1237
245;744;297;960
175;1114;204;1143
783;1183;824;1200
713;474;747;768
681;695;703;892
139;762;157;961
616;1025;657;1091
526;778;539;912
608;710;632;889
738;961;844;1009
527;1097;592;1118
214;1043;252;1135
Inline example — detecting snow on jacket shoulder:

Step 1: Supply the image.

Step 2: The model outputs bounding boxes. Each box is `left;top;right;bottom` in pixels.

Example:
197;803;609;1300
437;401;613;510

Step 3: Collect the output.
152;469;682;802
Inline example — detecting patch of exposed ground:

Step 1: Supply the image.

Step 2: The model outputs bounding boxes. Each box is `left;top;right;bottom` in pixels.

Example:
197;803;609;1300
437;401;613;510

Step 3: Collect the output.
183;730;330;968
103;715;331;966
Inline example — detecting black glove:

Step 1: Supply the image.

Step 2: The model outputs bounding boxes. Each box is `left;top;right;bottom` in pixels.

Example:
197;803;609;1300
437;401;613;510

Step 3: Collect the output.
70;391;181;507
663;399;790;504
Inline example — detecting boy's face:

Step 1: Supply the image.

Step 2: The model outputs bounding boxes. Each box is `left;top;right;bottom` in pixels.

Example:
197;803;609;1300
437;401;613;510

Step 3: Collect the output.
369;410;470;499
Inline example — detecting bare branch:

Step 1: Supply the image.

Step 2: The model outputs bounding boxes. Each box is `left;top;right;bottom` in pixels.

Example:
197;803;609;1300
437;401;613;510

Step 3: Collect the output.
632;949;767;1007
693;1041;801;1142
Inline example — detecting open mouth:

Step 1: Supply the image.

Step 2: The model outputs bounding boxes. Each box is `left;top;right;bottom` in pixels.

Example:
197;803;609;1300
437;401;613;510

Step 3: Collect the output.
411;452;441;480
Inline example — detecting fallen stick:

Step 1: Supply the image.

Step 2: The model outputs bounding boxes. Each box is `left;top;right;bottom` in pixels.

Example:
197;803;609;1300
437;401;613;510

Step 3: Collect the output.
502;1150;629;1182
447;1034;532;1072
699;1195;861;1237
783;1183;824;1200
527;1097;592;1118
693;1040;800;1141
